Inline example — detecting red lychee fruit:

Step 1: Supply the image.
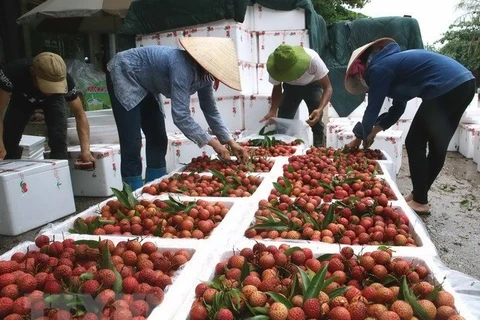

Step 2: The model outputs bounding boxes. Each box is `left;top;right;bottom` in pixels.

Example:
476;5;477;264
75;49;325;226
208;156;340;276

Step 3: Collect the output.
96;288;116;307
390;300;413;320
0;284;20;300
190;304;208;320
328;306;351;320
347;301;368;320
130;300;149;317
12;296;31;315
146;286;164;306
0;261;19;275
110;308;132;320
303;298;322;318
287;306;306;320
54;265;72;281
95;269;117;288
0;273;15;287
435;290;455;308
122;276;139;294
81;279;101;295
15;273;37;293
216;308;234;320
248;291;267;307
44;280;62;294
35;235;50;248
0;297;13;317
269;302;288;320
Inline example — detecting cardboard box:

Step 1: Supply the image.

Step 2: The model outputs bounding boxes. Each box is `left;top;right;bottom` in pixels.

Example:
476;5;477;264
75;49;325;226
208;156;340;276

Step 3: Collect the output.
252;3;305;31
0;160;75;235
257;29;310;63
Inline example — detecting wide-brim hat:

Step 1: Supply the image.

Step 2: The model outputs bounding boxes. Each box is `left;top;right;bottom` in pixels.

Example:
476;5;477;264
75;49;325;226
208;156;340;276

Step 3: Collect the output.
179;37;242;91
32;52;68;94
345;37;396;94
267;44;310;82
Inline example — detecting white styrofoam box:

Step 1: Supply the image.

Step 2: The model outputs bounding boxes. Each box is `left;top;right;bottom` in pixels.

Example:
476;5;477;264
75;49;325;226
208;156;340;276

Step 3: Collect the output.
25;148;45;160
68;125;119;145
326;119;358;148
458;123;480;158
67;144;122;197
473;129;480;164
400;97;421;120
19;135;45;154
207;24;257;62
252;3;305;31
0;237;204;320
215;61;257;96
337;129;403;175
162;96;208;133
215;95;245;131
183;26;209;38
327;102;340;118
243;94;271;131
394;119;412;145
68;114;116;128
169;133;216;169
256;62;273;94
257;29;310;63
0;160;75;236
448;127;461;152
158;30;184;48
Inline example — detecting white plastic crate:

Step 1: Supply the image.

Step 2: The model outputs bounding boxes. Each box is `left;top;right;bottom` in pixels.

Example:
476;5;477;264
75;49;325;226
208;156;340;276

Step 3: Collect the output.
0;160;75;235
252;3;305;31
257;29;309;63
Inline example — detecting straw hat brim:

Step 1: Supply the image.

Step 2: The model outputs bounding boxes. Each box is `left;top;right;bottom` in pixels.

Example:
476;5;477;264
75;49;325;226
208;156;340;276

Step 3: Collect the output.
179;37;242;92
344;37;395;95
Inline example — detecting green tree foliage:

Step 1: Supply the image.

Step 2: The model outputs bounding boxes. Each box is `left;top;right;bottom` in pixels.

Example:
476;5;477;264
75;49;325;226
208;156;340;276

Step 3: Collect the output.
311;0;369;24
435;0;479;71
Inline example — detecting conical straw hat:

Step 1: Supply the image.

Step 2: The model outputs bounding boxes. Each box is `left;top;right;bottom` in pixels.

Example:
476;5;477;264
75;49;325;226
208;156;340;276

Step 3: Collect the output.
344;37;395;94
179;37;242;92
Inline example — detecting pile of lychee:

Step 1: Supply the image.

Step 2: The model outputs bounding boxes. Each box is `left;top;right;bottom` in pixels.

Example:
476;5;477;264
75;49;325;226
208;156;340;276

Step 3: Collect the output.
189;243;463;320
0;235;191;319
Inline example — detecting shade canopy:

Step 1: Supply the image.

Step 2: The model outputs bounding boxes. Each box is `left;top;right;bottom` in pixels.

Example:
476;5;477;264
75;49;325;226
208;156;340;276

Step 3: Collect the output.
17;0;136;33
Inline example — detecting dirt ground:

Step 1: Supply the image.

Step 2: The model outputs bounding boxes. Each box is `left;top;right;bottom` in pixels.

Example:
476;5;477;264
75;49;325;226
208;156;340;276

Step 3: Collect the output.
0;144;479;280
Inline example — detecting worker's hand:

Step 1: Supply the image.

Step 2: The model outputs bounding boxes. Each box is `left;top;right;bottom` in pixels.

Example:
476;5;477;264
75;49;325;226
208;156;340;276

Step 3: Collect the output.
228;142;249;164
364;125;381;149
346;138;362;149
209;139;231;161
0;145;6;160
306;109;322;126
260;110;276;122
78;151;96;169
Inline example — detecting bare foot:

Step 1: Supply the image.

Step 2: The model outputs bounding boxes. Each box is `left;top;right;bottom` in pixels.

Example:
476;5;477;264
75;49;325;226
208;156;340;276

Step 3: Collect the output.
407;200;430;213
404;193;413;202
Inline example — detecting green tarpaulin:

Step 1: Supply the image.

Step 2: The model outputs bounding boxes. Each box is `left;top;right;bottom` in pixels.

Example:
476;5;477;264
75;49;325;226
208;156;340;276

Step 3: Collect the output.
120;1;424;116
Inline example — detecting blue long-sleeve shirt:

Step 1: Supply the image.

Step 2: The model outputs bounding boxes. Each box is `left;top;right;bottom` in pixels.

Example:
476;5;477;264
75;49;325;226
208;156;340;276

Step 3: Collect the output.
354;43;474;139
107;46;232;147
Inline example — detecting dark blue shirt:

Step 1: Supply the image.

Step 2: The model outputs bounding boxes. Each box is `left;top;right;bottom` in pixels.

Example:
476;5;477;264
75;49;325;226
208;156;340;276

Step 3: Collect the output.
356;43;474;139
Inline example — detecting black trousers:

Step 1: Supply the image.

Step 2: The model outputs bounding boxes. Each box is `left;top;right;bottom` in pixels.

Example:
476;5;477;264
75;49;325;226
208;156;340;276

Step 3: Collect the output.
3;93;68;159
277;81;324;146
406;79;476;204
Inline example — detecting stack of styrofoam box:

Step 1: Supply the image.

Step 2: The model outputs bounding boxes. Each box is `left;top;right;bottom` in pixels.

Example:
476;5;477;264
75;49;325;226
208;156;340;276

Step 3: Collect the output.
19;135;45;160
67;109;119;145
459;123;480;159
0;159;75;235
